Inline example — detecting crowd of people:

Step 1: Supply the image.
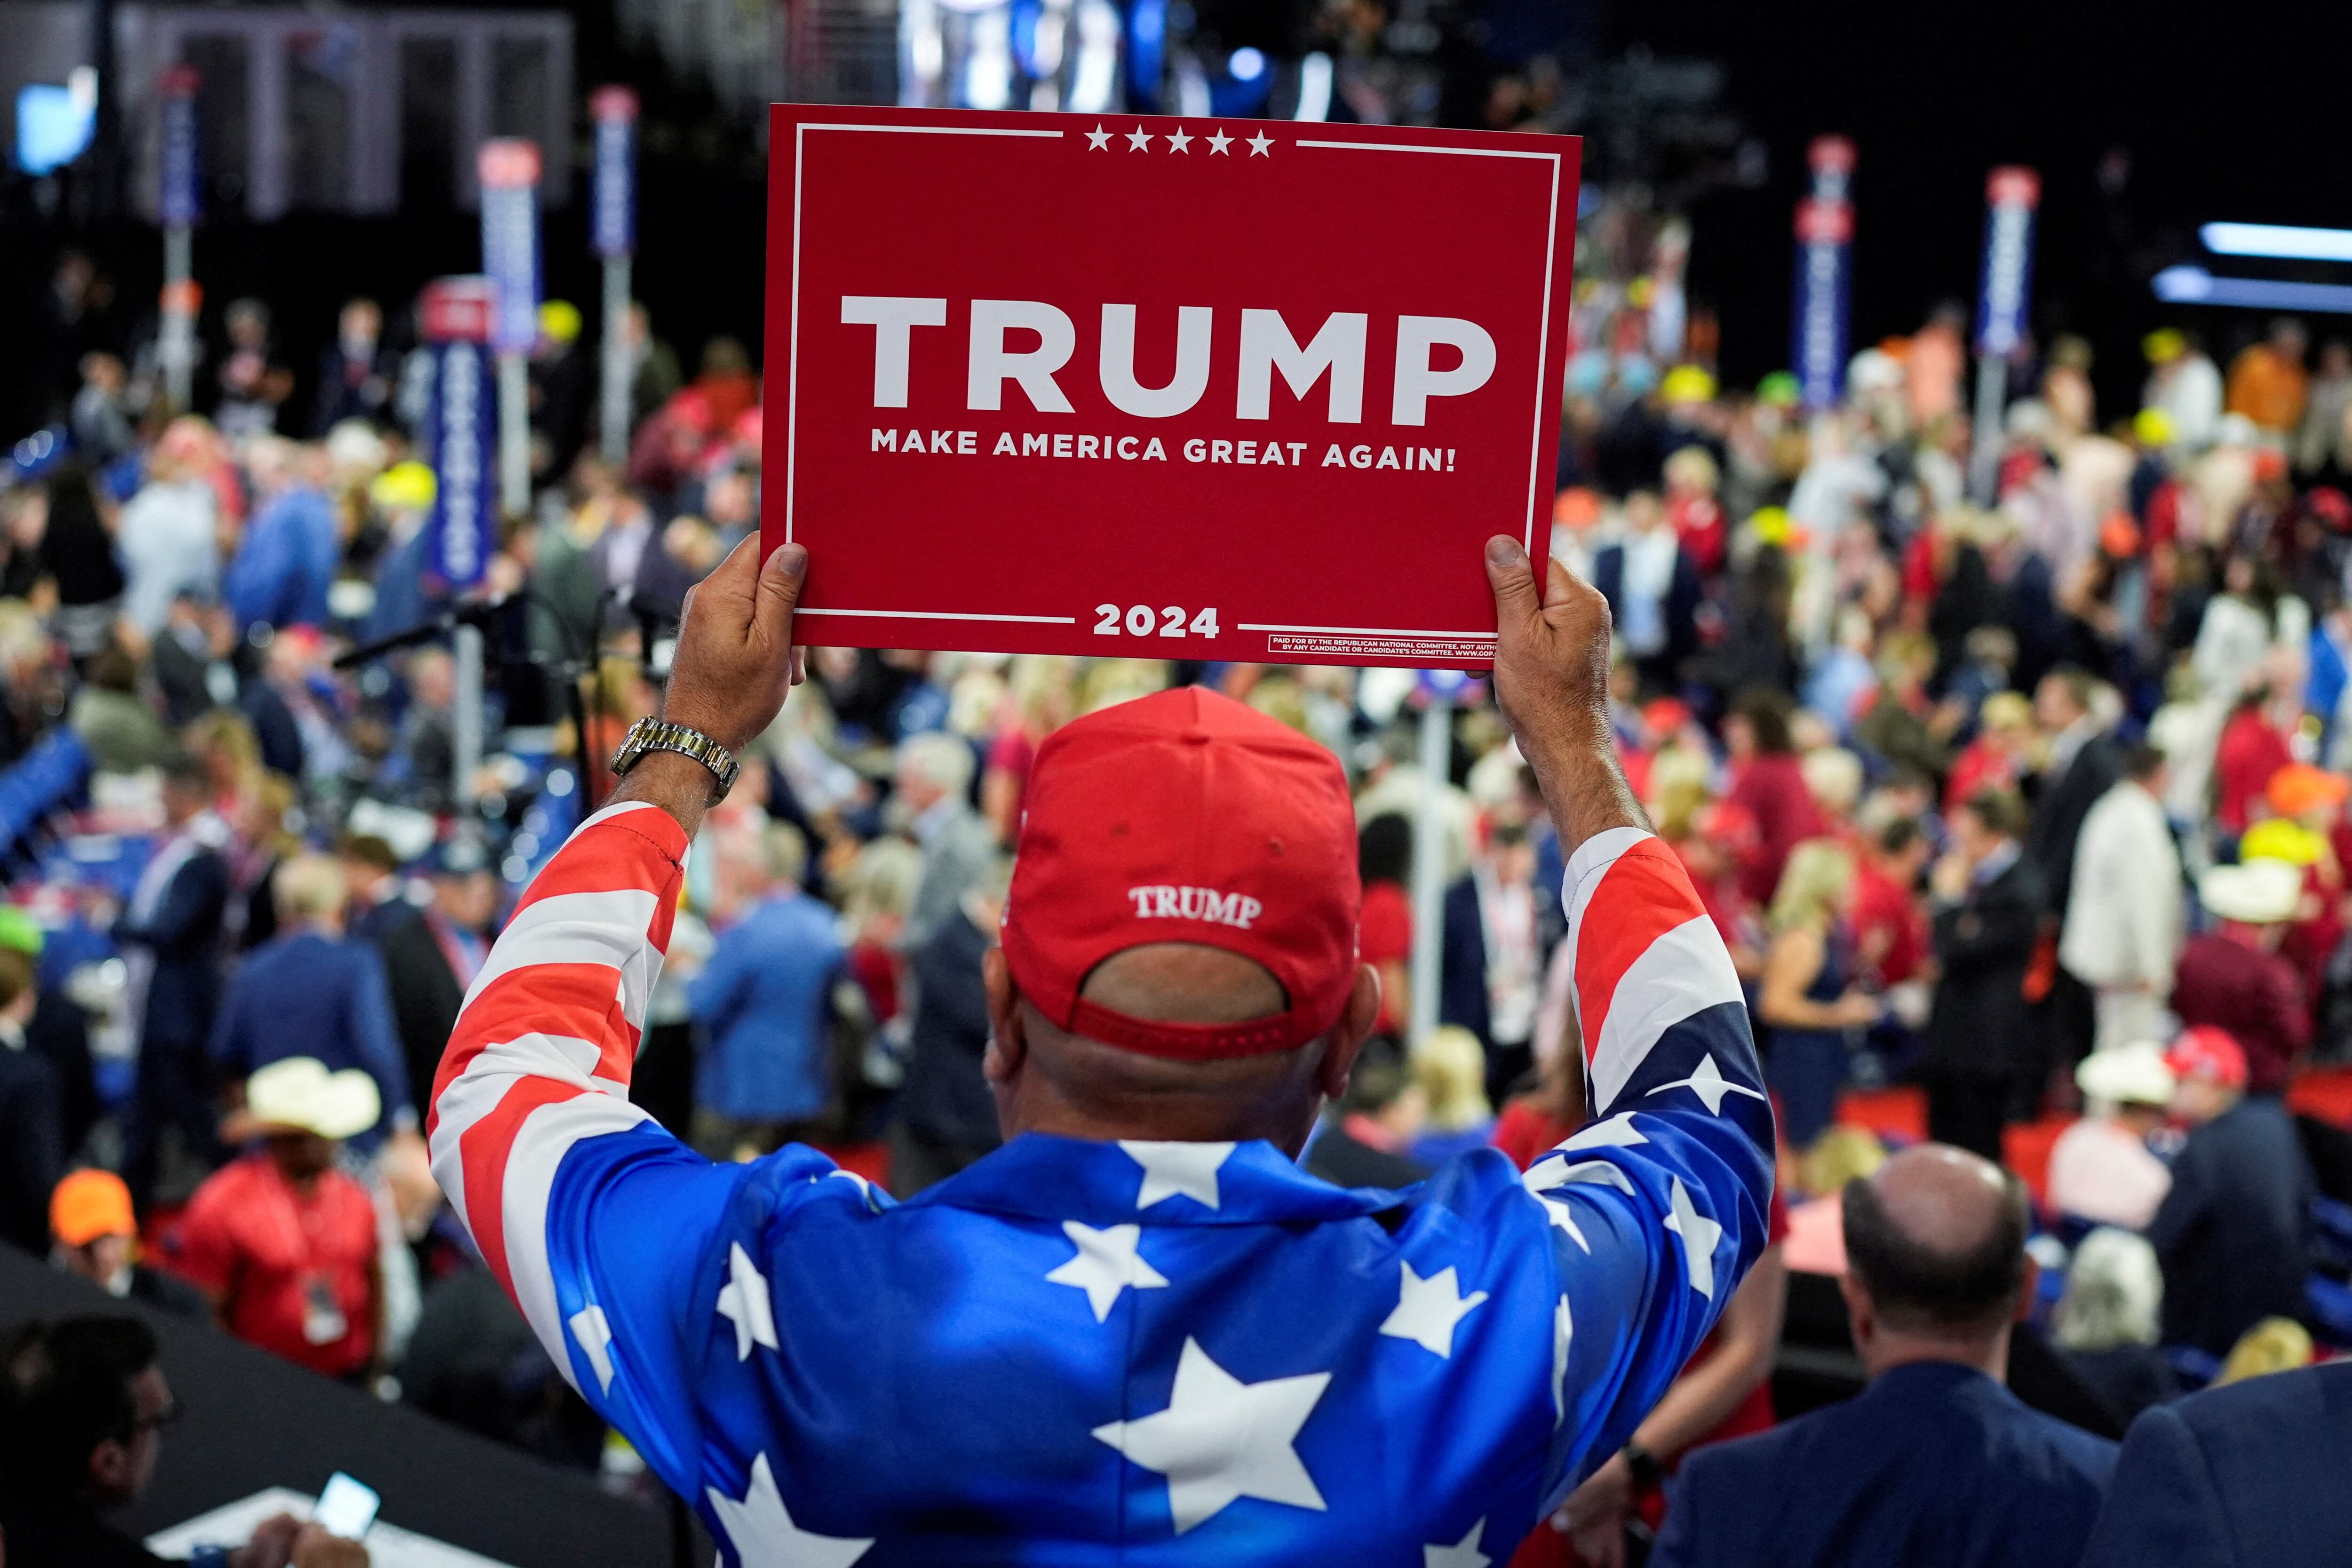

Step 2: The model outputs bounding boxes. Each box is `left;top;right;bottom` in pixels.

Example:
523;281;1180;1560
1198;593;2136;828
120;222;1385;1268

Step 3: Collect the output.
1;224;2350;1565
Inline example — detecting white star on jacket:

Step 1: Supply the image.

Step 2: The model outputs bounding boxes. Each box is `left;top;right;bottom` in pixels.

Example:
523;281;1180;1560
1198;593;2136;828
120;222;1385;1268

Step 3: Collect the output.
1207;128;1234;154
1085;124;1111;150
1245;131;1274;156
1126;125;1155;151
717;1242;780;1361
1425;1520;1492;1568
1121;1140;1232;1210
1164;127;1193;152
568;1304;615;1393
1526;1189;1591;1253
1379;1261;1489;1357
1560;1113;1646;1151
1664;1177;1724;1299
707;1451;873;1568
1646;1053;1770;1116
1092;1337;1331;1534
1046;1220;1168;1321
1550;1295;1573;1423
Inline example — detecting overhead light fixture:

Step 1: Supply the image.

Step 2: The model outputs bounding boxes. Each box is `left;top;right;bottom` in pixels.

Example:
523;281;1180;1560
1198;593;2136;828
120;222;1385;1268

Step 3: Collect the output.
2200;222;2352;263
2153;264;2352;314
1229;47;1265;82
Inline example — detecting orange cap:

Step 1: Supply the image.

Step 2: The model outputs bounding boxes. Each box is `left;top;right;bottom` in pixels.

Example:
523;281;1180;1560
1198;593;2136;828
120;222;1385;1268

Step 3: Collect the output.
2266;762;2350;820
1553;486;1602;530
2098;512;2142;559
50;1168;135;1247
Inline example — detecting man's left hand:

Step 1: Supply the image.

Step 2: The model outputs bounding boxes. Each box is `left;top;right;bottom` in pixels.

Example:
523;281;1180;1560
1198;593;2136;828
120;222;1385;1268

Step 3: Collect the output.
659;536;808;756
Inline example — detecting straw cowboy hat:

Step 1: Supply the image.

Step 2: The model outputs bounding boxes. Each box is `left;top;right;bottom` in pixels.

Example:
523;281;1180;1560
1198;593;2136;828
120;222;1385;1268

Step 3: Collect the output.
2199;859;2303;925
243;1056;381;1141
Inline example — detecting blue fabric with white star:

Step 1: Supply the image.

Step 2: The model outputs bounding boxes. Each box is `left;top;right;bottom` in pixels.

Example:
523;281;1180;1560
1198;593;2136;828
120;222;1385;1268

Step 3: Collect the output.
518;833;1772;1565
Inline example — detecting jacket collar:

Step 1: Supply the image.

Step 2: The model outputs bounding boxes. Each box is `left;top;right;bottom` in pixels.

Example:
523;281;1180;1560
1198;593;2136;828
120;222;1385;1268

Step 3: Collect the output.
905;1131;1397;1227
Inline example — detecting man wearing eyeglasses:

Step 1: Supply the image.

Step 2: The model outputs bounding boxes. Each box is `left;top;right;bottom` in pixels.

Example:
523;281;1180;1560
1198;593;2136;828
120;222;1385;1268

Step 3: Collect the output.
0;1314;365;1568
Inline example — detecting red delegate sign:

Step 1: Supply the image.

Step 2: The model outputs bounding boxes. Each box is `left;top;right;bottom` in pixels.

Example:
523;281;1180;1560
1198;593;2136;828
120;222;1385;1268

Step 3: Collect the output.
762;106;1580;668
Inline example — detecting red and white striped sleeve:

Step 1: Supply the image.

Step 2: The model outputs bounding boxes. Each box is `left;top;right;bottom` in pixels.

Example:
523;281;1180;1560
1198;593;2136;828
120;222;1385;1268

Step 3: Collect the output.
426;800;682;1361
1560;825;1760;1120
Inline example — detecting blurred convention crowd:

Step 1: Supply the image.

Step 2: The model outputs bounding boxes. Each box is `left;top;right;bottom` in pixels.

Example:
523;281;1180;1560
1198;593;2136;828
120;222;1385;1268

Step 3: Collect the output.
4;215;2352;1568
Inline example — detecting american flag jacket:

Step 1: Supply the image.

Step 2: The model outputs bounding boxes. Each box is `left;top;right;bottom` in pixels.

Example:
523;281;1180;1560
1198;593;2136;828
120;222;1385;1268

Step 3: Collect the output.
429;802;1774;1565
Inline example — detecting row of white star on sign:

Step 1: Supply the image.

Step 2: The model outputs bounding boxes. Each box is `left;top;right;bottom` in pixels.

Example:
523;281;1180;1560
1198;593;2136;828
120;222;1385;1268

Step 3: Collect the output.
1084;123;1276;156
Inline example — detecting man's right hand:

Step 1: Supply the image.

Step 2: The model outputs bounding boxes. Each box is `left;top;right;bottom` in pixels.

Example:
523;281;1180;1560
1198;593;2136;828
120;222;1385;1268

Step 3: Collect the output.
617;535;808;836
1483;535;1647;856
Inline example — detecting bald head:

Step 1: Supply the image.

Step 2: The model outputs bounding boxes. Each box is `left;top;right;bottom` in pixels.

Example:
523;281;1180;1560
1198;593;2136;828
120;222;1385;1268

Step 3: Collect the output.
981;942;1380;1154
1842;1144;2029;1339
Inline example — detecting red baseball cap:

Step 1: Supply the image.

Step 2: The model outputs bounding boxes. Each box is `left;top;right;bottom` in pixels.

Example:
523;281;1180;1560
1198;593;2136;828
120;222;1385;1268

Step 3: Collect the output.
1001;687;1359;1060
2165;1026;2248;1090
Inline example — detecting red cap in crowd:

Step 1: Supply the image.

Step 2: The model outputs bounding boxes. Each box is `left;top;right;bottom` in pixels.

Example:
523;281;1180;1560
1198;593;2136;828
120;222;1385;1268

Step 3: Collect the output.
2165;1026;2248;1090
1001;688;1359;1060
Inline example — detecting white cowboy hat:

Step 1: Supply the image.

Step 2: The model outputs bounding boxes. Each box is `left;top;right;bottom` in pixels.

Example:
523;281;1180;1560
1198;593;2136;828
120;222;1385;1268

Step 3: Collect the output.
2075;1041;2177;1108
245;1056;381;1141
2199;859;2304;925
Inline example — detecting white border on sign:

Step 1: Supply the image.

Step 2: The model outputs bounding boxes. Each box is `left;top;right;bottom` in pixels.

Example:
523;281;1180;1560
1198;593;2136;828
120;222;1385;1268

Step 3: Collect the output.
1237;622;1500;638
788;122;1067;624
786;121;1559;636
1293;135;1561;623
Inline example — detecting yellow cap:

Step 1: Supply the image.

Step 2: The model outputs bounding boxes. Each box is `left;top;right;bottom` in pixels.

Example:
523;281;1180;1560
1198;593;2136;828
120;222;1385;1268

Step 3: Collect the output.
371;460;437;513
1750;506;1794;546
2241;819;2325;867
2143;328;2186;365
1661;365;1718;405
2133;406;2177;447
540;299;582;345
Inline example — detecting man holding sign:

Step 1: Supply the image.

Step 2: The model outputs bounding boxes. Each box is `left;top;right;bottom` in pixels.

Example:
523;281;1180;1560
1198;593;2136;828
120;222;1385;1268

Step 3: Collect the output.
764;107;1579;669
427;518;1772;1560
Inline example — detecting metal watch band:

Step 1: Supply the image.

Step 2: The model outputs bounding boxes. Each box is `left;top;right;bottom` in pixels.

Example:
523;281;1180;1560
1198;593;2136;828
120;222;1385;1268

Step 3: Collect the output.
612;716;741;803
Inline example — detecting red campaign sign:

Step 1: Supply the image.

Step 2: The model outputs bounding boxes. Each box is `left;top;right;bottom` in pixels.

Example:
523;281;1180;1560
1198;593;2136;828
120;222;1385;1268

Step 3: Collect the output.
762;106;1580;669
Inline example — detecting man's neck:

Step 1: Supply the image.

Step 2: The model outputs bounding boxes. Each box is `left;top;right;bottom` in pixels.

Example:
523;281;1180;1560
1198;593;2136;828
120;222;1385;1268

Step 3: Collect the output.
1864;1328;2010;1384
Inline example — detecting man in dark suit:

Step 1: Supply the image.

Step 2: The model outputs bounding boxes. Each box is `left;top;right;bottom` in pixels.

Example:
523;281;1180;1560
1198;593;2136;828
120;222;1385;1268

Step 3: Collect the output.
1654;1144;2116;1568
2077;1361;2352;1568
1590;489;1703;699
1923;788;2048;1160
2145;1027;2314;1357
2024;667;2124;1075
0;947;62;1253
116;752;231;1210
366;839;496;1124
889;868;1007;1198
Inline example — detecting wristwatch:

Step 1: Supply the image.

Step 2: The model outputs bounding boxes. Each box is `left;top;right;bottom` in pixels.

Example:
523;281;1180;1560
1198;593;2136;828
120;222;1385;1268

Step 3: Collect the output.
610;716;741;803
1621;1440;1665;1489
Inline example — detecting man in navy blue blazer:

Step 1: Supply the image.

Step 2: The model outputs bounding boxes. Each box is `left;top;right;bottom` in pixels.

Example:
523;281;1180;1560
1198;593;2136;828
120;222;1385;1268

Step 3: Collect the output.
1653;1144;2116;1568
2076;1360;2352;1568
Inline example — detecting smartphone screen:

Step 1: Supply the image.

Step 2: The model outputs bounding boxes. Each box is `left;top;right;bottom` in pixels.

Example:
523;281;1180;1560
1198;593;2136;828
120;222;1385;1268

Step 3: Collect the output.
313;1472;382;1541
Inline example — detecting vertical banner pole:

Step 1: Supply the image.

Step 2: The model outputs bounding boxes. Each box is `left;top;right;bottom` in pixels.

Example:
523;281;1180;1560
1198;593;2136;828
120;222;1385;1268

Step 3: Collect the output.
158;67;201;413
477;138;543;520
1970;166;2041;504
601;255;633;467
419;276;501;808
1407;692;1453;1049
497;352;531;517
1790;135;1855;664
1970;355;2010;505
590;86;639;467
